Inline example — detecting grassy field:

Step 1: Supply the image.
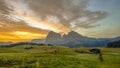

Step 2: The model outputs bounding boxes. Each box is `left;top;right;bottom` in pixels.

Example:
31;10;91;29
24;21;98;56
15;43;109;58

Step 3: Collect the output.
0;45;120;68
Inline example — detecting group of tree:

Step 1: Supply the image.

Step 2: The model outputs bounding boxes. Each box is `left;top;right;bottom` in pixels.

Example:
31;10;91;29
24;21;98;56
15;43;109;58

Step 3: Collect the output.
1;42;54;47
107;40;120;48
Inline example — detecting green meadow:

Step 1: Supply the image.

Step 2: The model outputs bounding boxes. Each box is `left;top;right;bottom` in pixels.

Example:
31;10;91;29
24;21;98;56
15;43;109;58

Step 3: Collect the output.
0;45;120;68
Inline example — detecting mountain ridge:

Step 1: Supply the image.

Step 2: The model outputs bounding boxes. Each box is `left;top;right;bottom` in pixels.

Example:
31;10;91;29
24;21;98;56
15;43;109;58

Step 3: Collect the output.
45;31;120;47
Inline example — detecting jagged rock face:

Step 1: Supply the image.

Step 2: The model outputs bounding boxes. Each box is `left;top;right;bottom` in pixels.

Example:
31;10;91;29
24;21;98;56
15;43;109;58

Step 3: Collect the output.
45;31;84;45
45;31;63;45
63;31;84;43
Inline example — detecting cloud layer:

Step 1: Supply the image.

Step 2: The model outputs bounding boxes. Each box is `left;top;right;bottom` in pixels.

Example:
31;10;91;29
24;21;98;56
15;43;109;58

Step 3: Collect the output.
25;0;107;29
2;0;107;30
0;0;108;42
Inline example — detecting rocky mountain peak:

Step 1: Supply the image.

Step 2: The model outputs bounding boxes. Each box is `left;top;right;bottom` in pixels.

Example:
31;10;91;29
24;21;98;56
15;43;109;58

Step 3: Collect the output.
45;31;84;45
62;31;84;43
45;31;63;45
68;31;82;37
46;31;62;38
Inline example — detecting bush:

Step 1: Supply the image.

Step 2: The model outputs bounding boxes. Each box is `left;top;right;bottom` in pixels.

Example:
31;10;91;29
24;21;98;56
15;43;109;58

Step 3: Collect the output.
24;47;33;50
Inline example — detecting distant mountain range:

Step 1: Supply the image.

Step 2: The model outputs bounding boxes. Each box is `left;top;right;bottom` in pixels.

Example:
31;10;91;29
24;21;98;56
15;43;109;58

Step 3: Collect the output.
45;31;120;47
0;31;120;47
0;42;12;46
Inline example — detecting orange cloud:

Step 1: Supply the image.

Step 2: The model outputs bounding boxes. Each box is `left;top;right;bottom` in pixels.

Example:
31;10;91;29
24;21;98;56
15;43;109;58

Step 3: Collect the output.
0;31;47;42
11;31;46;39
0;18;49;42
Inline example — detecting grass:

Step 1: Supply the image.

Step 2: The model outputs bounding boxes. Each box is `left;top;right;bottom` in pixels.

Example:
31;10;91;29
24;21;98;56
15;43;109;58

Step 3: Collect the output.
0;45;120;68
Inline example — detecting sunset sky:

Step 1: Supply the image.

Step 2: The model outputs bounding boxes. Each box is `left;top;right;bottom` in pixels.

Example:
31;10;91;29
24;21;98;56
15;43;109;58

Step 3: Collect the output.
0;0;120;42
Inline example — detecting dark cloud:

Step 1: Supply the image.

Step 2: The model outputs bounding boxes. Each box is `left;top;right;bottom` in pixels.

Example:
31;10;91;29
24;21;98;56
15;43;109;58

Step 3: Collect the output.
75;11;107;28
25;0;107;29
0;1;12;16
